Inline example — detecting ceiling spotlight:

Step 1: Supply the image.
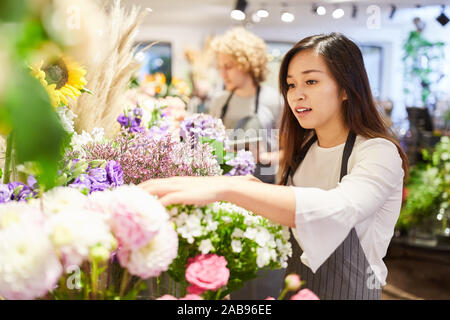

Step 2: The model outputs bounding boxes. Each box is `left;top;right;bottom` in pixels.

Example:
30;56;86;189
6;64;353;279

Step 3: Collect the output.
351;4;357;18
231;0;247;21
332;8;345;19
313;4;326;16
436;5;449;26
257;8;269;18
281;11;295;23
316;6;326;15
389;5;397;19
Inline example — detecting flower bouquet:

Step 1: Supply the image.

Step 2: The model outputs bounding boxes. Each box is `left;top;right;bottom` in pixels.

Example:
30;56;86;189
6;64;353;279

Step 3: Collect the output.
0;185;178;300
163;202;292;299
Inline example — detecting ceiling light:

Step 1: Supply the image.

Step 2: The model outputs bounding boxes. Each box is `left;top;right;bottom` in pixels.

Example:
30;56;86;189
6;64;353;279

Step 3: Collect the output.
231;0;247;21
281;11;295;22
257;8;269;18
332;8;344;19
316;6;326;15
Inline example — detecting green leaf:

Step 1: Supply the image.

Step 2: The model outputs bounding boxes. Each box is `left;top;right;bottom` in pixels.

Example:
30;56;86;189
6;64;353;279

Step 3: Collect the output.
4;64;67;189
0;0;27;22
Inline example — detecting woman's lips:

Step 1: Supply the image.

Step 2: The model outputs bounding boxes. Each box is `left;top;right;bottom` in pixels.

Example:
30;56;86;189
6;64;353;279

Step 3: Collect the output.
295;107;312;118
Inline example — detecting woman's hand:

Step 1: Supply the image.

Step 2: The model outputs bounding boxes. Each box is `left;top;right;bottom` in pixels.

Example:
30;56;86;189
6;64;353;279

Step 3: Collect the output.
138;176;231;206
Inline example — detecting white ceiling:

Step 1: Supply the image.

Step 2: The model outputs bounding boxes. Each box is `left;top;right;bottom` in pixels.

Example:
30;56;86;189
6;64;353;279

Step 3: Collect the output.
122;0;450;28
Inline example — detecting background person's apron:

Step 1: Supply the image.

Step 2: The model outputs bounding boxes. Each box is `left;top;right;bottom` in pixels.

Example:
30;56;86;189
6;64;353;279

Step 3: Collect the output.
283;131;382;300
220;86;275;184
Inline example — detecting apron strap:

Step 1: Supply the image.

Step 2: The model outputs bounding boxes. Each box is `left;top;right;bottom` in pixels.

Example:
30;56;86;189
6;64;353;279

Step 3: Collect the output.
220;86;260;122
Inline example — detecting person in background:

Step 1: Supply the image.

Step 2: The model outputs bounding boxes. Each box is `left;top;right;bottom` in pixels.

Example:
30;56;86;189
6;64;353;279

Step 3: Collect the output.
208;27;282;184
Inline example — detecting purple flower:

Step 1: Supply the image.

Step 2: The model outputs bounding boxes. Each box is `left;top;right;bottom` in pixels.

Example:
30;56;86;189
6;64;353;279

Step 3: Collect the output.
117;114;131;127
180;114;227;145
88;167;108;183
27;175;38;189
133;107;143;117
89;179;110;192
130;117;144;133
8;182;34;201
87;167;110;192
0;184;13;203
69;174;92;192
106;160;124;187
225;150;256;176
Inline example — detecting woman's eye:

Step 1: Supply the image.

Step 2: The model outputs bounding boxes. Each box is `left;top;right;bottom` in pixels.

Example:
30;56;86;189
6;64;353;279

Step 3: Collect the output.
287;83;295;89
306;80;317;85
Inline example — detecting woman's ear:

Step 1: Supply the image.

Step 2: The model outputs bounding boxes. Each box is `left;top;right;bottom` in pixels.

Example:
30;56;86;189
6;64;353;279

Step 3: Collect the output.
341;89;348;101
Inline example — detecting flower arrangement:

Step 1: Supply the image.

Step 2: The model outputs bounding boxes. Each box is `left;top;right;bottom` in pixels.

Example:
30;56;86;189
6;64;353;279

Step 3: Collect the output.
0;185;178;300
69;130;222;185
165;202;292;299
0;0;289;301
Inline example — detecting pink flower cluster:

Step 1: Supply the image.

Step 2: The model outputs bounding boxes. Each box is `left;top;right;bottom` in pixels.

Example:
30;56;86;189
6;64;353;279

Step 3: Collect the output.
81;130;221;185
185;254;230;295
87;185;178;279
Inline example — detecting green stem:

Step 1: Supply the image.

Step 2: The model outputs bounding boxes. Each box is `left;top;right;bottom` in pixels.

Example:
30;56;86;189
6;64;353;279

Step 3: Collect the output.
3;133;13;184
278;287;289;300
119;269;130;299
214;289;222;300
156;276;160;297
91;261;98;300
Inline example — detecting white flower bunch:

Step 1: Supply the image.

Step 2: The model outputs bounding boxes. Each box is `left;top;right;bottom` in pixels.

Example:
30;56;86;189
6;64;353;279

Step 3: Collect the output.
0;185;179;300
167;202;292;291
70;127;106;158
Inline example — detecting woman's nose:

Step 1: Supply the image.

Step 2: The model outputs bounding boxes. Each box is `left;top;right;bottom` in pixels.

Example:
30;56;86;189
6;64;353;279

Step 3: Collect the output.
291;88;306;101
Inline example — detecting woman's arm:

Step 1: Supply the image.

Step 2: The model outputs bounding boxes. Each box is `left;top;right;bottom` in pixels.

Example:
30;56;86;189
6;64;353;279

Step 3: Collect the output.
139;175;296;227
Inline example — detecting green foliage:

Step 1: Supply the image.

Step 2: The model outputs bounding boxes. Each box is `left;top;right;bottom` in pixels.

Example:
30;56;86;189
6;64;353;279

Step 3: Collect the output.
398;136;450;232
0;2;67;190
402;30;445;106
2;63;67;189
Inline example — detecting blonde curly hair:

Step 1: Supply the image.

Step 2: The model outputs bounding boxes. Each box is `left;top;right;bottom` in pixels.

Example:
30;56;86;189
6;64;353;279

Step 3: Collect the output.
210;27;268;84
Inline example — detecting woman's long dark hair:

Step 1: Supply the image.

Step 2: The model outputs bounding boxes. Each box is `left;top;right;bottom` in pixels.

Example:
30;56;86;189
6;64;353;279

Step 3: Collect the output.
278;33;409;184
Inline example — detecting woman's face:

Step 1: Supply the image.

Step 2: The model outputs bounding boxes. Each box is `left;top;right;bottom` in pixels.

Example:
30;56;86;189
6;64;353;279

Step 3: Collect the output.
286;49;347;132
217;53;252;91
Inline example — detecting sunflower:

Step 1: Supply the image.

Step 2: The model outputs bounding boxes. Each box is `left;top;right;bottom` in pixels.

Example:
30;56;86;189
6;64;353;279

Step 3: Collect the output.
30;56;87;108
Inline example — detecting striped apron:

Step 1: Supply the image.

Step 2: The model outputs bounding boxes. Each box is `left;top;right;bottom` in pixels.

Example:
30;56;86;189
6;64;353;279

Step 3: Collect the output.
283;131;382;300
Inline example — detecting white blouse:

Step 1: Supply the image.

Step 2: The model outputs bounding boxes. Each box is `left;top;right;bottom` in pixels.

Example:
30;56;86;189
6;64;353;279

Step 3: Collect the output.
290;135;404;285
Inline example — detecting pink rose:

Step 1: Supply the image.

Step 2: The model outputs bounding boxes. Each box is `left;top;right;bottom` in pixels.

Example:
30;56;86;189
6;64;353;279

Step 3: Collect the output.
187;284;205;295
290;289;320;300
185;254;230;294
180;294;203;300
157;294;178;300
285;274;301;291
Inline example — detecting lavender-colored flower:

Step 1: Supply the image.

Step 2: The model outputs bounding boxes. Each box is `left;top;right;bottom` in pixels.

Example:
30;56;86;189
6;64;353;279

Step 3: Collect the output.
88;167;108;183
180;113;227;145
69;174;91;193
106;160;124;187
27;176;38;189
130;117;144;133
8;182;34;201
225;150;256;176
117;114;130;128
133;107;143;117
0;184;13;203
89;179;110;192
